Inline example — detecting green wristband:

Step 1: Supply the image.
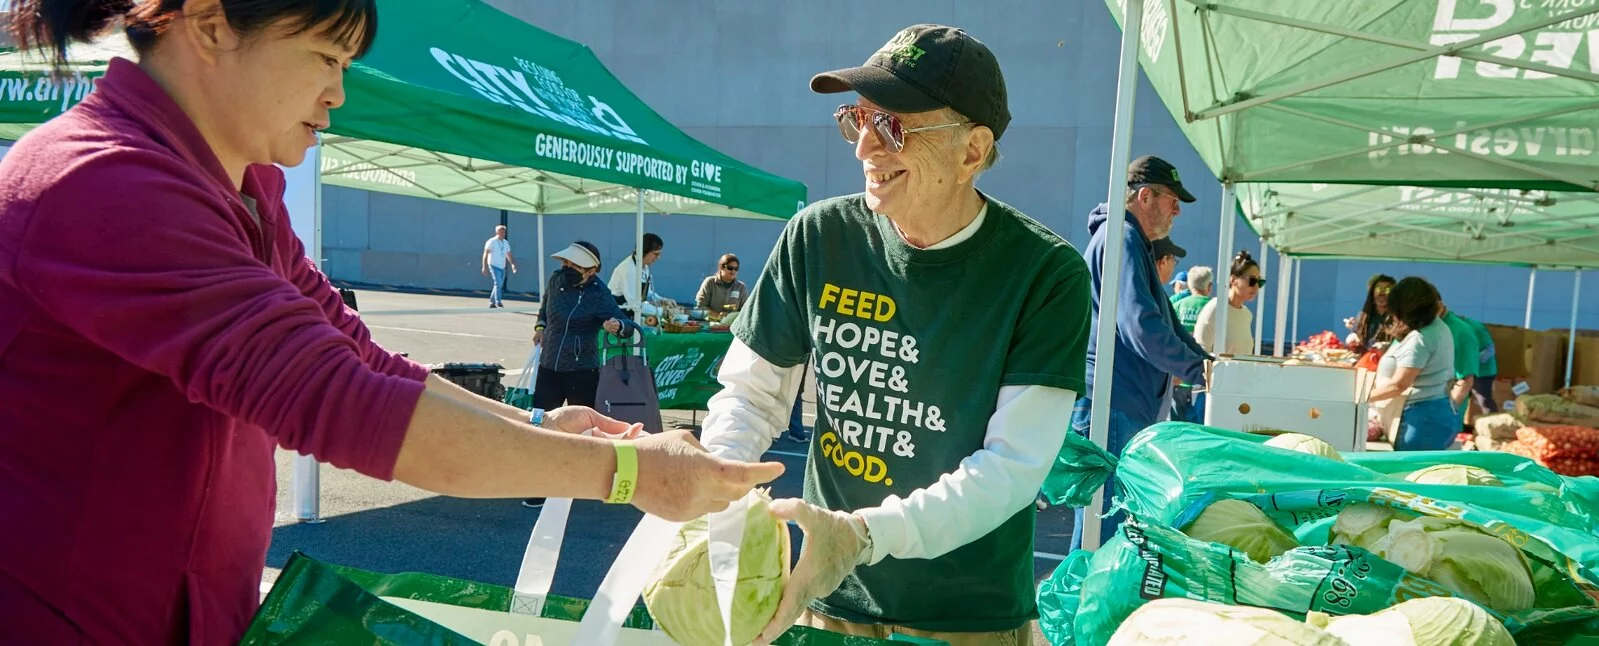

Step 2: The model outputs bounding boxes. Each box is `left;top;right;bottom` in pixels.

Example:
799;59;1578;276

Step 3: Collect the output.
605;442;638;505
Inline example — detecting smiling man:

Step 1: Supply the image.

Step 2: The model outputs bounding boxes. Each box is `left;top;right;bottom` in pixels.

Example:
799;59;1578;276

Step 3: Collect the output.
701;24;1091;645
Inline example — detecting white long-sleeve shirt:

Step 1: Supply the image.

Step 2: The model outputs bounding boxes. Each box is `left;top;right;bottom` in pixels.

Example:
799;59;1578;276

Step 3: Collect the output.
701;340;1076;564
609;254;663;312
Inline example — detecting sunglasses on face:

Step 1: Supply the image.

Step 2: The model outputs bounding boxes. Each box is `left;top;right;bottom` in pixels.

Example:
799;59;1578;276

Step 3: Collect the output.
1245;276;1268;288
722;264;739;271
833;104;972;154
1375;285;1393;295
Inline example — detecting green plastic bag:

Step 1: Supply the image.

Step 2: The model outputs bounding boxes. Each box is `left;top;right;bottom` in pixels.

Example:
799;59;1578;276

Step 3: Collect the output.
1039;431;1119;507
244;552;915;645
1037;423;1599;646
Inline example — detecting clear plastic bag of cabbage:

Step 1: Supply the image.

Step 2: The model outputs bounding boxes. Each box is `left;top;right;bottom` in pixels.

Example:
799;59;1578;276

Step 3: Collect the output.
643;490;790;646
1036;422;1599;646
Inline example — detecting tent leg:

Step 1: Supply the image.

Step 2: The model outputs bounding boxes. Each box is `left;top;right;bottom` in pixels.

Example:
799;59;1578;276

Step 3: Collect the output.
1273;256;1292;357
1083;0;1144;553
294;140;325;525
537;209;546;297
636;190;646;309
1213;184;1238;359
1525;268;1538;329
1255;240;1269;354
1290;258;1302;347
1567;270;1582;389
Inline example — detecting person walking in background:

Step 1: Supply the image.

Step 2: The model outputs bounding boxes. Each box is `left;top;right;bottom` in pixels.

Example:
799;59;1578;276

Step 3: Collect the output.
481;225;517;308
1195;251;1263;356
527;241;642;508
611;232;669;316
696;253;748;313
1369;277;1457;450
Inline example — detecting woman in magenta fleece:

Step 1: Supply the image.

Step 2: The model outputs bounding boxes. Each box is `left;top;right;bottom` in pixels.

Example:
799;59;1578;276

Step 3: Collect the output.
0;1;784;643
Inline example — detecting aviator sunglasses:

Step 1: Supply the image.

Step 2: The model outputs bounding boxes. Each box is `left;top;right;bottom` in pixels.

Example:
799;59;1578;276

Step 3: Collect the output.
834;104;972;154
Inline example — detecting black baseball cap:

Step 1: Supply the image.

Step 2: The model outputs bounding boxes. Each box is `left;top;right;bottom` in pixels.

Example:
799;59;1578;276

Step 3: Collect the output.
1129;155;1197;203
1152;237;1187;260
811;24;1011;140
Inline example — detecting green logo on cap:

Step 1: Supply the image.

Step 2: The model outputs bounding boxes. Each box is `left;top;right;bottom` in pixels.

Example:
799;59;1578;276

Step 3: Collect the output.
877;29;927;68
1171;170;1181;182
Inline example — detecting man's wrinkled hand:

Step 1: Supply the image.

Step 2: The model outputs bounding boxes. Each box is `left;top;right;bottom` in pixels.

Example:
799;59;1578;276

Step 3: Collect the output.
754;499;870;645
541;406;646;439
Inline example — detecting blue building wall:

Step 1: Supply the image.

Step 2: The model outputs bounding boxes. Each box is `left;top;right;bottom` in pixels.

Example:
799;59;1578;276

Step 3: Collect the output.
321;0;1599;338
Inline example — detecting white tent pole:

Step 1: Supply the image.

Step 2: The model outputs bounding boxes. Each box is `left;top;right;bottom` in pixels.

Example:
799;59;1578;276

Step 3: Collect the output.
1290;258;1302;347
1083;0;1144;553
1255;239;1269;354
537;209;547;295
1525;268;1538;329
636;190;646;310
1273;255;1292;356
1213;184;1237;359
1567;270;1583;389
293;140;325;525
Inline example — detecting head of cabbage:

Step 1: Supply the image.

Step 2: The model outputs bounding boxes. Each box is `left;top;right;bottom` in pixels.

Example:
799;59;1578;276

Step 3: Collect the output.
1332;505;1534;612
1308;596;1513;646
1182;499;1300;564
643;490;790;646
1404;464;1504;487
1109;598;1345;645
1263;433;1344;462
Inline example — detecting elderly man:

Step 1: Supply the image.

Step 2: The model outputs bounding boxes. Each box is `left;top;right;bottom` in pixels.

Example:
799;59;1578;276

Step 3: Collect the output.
702;24;1091;645
1067;155;1211;551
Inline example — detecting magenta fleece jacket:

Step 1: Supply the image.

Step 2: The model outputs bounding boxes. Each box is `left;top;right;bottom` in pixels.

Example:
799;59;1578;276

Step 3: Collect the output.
0;58;428;644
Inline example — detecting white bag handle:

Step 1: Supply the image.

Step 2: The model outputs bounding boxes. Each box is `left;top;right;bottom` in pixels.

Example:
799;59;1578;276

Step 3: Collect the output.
510;345;540;409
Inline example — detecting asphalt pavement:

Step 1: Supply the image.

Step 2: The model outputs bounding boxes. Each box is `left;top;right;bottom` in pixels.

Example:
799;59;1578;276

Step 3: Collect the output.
263;289;1075;641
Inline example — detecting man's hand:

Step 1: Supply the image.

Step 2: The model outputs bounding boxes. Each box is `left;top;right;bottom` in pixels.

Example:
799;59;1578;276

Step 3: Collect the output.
603;318;623;335
755;499;869;645
533;329;544;345
630;430;785;522
481;266;489;276
543;406;645;438
510;263;518;274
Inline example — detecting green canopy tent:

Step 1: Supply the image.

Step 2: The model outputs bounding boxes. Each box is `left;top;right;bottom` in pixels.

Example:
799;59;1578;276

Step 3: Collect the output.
0;0;807;526
1077;0;1599;549
0;0;807;294
1238;180;1595;388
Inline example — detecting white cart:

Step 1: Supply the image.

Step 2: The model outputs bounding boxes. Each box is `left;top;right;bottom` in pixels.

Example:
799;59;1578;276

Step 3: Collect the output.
1204;356;1370;452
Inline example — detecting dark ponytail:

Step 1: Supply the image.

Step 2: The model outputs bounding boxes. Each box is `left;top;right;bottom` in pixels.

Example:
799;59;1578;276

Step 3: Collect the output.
9;0;134;69
9;0;378;73
1230;250;1259;277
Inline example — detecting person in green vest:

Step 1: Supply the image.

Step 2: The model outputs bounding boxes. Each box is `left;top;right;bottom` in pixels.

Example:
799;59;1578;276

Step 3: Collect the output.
701;24;1092;645
1437;293;1481;433
1169;266;1214;422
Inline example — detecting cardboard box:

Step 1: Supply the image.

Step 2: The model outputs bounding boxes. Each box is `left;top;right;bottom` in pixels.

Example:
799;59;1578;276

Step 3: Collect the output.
1484;323;1529;379
1205;359;1366;452
1525;331;1567;395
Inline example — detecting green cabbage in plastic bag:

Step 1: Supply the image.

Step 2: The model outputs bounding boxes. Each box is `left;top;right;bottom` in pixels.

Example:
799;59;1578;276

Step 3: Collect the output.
1182;499;1299;564
1110;598;1344;645
643;491;790;646
1263;433;1344;462
1368;518;1536;612
1311;596;1514;646
1405;464;1504;487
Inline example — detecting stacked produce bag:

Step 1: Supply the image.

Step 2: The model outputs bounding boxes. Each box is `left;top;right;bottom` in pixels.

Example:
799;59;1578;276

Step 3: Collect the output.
1037;423;1599;645
1470;387;1599;477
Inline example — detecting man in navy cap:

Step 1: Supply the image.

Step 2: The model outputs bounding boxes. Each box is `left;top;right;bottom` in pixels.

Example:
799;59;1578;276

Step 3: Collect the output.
702;24;1092;644
1066;155;1211;550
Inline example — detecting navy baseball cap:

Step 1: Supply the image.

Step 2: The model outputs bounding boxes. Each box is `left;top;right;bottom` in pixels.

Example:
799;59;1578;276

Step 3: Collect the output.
1129;155;1197;203
811;24;1012;140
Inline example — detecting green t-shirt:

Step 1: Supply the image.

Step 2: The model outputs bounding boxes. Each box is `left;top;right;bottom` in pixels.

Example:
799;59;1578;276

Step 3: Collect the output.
1172;293;1213;334
1462;315;1498;377
1442;311;1480;382
732;193;1091;632
1169;291;1186;305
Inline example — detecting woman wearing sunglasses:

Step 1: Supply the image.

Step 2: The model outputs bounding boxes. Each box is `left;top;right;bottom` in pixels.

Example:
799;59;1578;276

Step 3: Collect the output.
695;253;747;313
1346;274;1397;353
1195;250;1265;355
